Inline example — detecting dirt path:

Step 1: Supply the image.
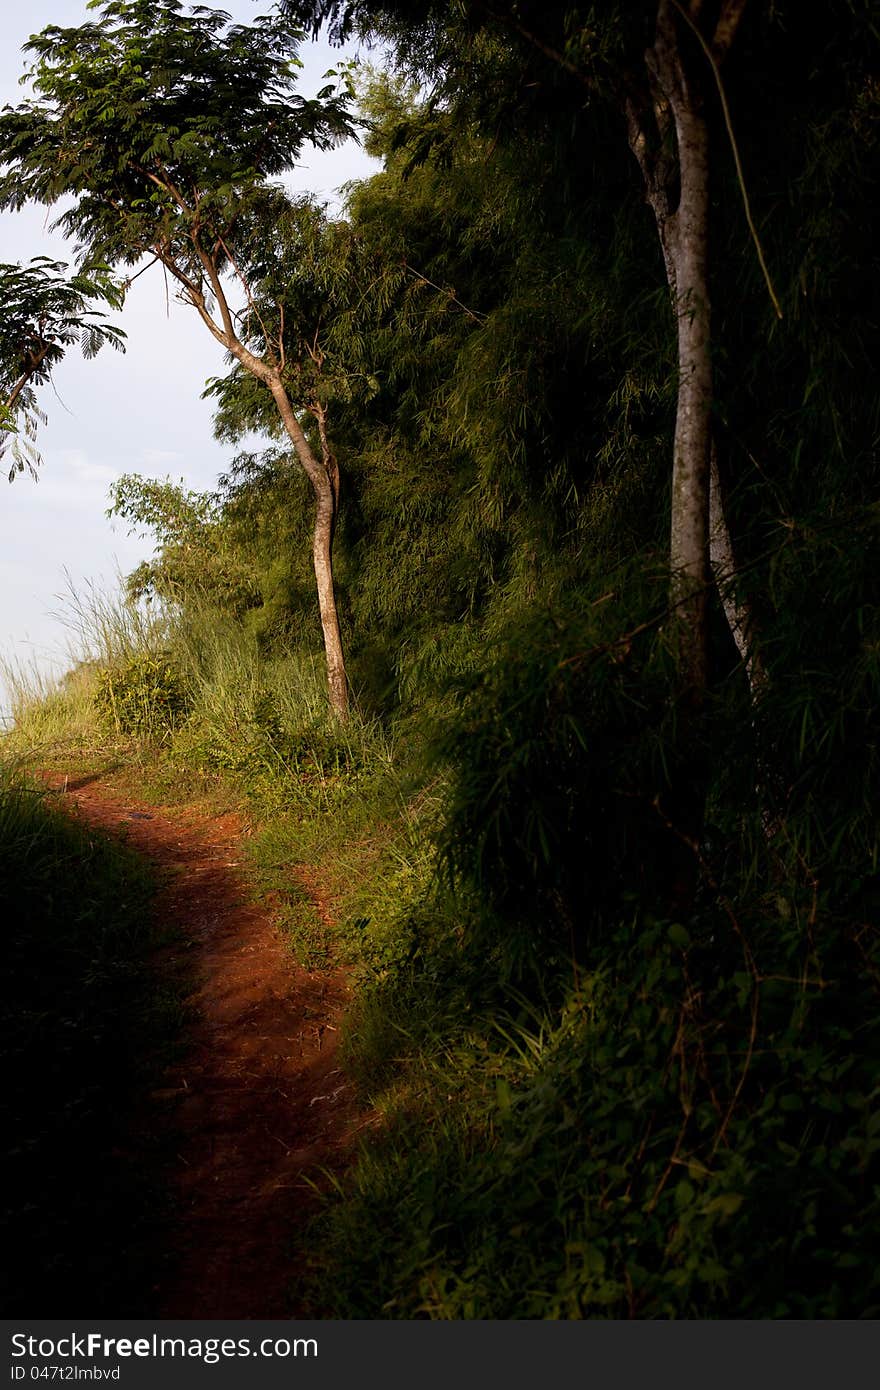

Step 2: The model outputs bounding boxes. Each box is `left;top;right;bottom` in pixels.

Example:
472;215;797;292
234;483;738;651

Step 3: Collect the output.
42;769;360;1318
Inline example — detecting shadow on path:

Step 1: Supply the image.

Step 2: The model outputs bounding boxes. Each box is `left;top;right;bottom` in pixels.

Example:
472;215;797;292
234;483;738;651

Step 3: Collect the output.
47;771;363;1318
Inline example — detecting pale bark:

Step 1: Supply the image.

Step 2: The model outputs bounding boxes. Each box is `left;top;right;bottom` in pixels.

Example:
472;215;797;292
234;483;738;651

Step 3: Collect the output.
490;1;750;704
709;443;765;695
627;0;751;698
666;107;712;696
161;243;350;721
622;0;722;903
268;378;349;720
648;0;714;698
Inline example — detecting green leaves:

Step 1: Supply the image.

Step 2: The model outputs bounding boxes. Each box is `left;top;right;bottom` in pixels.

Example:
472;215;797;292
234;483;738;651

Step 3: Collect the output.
94;651;189;736
0;1;355;273
668;922;691;950
0;256;125;479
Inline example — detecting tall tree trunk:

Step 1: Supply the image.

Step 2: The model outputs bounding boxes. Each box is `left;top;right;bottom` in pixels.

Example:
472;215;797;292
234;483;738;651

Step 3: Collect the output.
625;1;717;907
666;111;712;699
627;1;753;700
268;378;349;720
651;0;713;701
311;482;348;718
180;269;350;721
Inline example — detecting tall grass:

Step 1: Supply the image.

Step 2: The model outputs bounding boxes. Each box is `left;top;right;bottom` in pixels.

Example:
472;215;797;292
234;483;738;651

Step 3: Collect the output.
1;574;381;772
52;570;175;670
1;573;175;757
0;653;97;750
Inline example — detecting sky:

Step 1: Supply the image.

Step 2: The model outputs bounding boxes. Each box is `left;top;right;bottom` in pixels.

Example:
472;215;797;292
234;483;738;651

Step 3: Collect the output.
0;0;381;716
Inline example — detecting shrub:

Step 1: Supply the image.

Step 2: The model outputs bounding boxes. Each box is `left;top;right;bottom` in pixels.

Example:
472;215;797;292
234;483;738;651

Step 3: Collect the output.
94;653;189;737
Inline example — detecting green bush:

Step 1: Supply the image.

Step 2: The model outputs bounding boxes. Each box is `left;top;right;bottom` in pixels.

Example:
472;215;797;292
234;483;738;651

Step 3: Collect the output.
433;565;691;975
94;652;189;737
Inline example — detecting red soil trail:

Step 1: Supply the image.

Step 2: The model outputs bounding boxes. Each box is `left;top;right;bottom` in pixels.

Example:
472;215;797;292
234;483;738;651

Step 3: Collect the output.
42;769;361;1319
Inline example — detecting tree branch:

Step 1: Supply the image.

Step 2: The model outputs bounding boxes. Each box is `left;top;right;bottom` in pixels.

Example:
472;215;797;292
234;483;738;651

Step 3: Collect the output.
131;163;192;216
3;342;50;413
402;261;487;322
712;0;750;62
216;234;277;365
477;3;596;90
191;238;237;344
152;246;229;349
709;440;766;693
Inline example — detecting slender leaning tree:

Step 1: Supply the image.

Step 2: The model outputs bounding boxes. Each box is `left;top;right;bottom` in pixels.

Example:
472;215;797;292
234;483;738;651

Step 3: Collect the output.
0;0;354;716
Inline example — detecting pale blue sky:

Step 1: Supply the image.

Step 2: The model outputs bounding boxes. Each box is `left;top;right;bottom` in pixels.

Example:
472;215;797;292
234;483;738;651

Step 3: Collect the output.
0;0;380;714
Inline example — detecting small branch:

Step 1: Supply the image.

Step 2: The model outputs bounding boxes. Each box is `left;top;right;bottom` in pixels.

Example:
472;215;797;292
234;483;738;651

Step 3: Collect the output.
712;0;750;62
216;234;277;364
478;3;594;89
402;262;488;323
304;328;325;369
154;249;203;305
555;573;725;676
711;977;759;1159
131;162;191;215
645;1112;690;1212
122;254;161;291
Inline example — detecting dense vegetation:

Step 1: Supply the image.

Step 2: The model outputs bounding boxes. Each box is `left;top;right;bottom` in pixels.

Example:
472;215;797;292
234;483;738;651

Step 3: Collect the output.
1;0;878;1317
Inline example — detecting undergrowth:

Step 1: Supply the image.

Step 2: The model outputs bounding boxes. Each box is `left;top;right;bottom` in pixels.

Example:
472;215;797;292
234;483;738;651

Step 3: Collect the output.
5;539;878;1319
307;897;880;1318
301;543;880;1319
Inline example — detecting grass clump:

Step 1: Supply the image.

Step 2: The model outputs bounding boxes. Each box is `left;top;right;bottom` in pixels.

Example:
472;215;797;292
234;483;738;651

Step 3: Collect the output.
1;656;103;753
1;577;177;759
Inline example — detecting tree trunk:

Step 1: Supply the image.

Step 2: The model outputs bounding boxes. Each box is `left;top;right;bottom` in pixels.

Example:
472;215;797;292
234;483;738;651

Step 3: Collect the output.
666;127;712;699
312;484;348;717
173;268;350;720
624;1;716;908
709;442;765;695
628;1;757;705
268;378;349;720
654;3;713;702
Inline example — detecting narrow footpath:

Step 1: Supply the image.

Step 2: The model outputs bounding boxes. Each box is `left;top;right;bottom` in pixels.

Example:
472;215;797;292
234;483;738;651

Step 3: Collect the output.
44;769;360;1318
